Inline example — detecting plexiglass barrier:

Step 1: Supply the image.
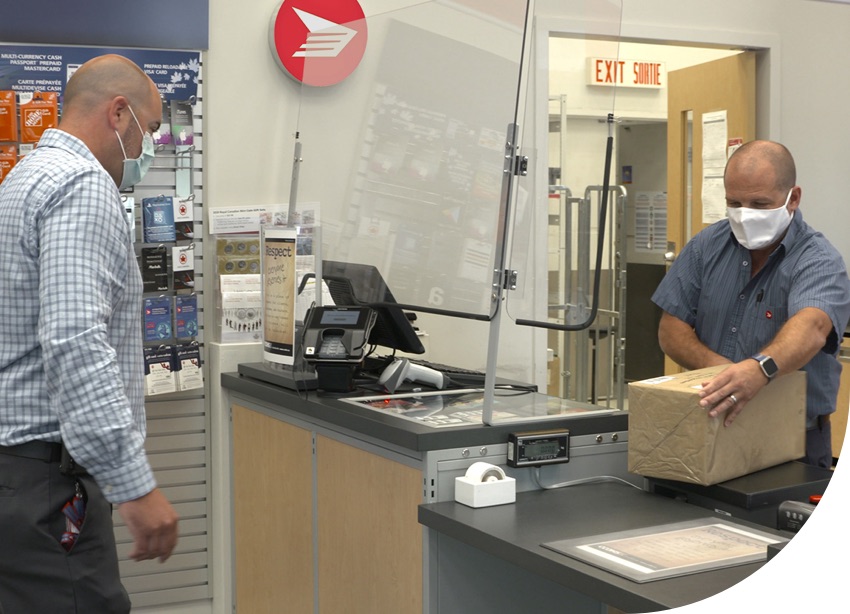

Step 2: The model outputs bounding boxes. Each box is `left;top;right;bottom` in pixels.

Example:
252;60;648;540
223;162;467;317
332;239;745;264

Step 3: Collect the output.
292;0;531;320
505;0;623;332
279;0;625;413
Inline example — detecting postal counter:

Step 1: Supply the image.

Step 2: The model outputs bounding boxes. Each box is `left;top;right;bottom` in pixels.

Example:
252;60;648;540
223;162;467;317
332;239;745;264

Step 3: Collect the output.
222;362;628;613
221;362;826;613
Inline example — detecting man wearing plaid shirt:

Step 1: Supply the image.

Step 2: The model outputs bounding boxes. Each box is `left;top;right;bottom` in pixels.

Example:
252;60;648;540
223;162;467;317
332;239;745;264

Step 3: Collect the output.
0;55;179;613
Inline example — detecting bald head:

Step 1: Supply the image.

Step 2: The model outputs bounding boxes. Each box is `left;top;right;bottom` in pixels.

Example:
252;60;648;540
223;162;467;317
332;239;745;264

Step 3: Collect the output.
63;55;155;117
725;140;796;192
58;54;161;187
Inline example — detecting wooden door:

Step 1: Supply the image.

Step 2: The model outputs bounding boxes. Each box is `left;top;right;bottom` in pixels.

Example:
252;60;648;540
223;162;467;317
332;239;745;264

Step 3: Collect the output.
664;52;756;373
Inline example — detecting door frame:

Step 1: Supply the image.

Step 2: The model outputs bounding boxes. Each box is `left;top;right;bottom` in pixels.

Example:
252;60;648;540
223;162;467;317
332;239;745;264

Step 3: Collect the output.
533;17;780;136
527;16;779;389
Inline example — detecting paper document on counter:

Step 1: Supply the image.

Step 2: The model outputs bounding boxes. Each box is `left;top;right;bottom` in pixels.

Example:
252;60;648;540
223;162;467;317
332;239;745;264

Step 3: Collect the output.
543;518;786;583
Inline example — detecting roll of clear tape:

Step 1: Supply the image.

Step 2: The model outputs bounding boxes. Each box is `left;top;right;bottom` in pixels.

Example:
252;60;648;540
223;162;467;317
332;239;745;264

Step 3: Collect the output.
465;461;506;483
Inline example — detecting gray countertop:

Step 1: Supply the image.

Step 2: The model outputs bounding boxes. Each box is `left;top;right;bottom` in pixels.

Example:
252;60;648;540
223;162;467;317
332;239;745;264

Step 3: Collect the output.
419;481;783;612
222;362;630;453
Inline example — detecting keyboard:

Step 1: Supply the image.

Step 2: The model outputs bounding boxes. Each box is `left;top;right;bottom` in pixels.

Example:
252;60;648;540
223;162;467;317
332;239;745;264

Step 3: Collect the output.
406;358;486;378
360;355;486;382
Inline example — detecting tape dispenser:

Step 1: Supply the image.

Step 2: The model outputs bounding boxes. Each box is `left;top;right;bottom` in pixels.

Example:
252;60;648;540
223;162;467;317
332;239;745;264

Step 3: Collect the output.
454;461;516;508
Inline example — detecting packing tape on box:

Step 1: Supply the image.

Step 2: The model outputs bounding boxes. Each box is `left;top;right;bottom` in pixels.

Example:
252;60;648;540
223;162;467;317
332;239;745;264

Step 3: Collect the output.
465;461;507;483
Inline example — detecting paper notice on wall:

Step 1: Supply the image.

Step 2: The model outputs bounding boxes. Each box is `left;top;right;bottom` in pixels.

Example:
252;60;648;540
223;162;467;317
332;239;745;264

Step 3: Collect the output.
634;191;667;252
701;110;728;225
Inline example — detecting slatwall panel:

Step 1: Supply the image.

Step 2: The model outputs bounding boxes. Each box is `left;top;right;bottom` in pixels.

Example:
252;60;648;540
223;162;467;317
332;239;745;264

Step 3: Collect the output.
114;68;212;608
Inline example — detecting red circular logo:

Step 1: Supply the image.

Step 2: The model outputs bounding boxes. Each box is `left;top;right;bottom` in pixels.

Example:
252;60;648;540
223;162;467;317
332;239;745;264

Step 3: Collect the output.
269;0;368;87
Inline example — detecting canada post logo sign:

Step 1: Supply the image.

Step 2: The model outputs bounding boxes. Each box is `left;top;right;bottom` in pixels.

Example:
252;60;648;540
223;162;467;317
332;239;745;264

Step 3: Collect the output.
269;0;367;87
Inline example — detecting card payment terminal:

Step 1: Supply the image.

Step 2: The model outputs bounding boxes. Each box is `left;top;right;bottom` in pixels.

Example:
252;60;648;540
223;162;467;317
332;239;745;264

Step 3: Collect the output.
302;306;377;391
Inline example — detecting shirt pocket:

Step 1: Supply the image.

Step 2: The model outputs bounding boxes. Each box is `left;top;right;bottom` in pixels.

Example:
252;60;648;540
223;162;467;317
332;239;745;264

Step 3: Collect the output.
740;304;787;354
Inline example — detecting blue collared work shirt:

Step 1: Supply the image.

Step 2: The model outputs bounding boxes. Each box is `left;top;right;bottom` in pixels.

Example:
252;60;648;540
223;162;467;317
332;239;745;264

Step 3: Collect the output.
652;210;850;423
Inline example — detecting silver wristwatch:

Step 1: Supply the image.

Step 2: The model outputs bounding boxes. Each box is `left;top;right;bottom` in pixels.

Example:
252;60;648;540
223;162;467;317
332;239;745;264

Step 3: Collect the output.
751;353;779;382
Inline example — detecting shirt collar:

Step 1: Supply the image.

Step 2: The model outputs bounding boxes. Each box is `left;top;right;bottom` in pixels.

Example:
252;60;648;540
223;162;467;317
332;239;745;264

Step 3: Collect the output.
780;208;804;248
35;129;100;166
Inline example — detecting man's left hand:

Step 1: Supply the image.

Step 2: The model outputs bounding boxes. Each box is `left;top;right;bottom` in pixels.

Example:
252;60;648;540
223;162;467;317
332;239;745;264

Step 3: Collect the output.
698;359;768;426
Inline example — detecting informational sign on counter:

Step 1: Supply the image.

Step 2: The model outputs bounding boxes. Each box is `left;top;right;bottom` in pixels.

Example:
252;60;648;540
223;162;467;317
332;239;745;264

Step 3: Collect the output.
544;518;786;583
262;226;298;366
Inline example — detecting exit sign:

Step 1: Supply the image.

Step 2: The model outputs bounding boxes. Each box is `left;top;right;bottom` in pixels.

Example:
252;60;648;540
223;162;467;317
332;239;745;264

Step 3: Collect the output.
588;58;666;89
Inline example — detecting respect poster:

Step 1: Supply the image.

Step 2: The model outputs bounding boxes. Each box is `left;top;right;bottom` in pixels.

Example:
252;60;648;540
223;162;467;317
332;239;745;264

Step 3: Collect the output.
262;227;298;366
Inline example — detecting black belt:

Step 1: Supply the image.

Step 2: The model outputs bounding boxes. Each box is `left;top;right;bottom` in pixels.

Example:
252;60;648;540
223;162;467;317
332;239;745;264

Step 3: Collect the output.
0;440;63;462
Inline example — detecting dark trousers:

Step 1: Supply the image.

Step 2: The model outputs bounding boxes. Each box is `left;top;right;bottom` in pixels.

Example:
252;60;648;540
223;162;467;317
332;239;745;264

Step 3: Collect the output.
0;452;130;613
804;418;833;469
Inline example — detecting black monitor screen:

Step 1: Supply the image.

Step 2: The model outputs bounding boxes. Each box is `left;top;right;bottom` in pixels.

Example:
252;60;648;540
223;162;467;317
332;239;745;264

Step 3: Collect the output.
321;260;425;355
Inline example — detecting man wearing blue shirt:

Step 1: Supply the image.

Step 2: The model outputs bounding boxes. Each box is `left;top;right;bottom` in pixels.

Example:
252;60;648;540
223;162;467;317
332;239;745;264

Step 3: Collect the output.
652;140;850;469
0;55;179;612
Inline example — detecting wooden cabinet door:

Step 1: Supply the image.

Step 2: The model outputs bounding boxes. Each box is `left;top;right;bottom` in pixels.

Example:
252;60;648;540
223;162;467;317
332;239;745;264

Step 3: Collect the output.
232;405;314;613
316;435;423;614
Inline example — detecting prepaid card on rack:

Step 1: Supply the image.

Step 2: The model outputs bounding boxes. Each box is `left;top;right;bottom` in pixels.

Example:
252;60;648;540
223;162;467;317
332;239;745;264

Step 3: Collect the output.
144;296;173;342
175;294;198;339
262;227;298;366
176;343;203;391
142;197;176;243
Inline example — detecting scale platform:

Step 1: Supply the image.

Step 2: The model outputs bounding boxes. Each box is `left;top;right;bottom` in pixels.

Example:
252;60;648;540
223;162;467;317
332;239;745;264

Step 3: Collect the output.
647;461;832;529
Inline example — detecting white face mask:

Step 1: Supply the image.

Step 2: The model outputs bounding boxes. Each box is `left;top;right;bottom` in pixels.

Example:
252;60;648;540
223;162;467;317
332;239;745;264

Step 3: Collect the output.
726;189;794;250
115;105;155;190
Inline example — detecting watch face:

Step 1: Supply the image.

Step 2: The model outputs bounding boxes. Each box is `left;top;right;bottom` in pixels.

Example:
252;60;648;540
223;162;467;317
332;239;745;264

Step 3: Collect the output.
761;356;779;378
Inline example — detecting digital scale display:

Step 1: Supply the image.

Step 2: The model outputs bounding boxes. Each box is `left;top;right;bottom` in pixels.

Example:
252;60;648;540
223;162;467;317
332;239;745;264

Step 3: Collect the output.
523;440;561;459
507;429;570;467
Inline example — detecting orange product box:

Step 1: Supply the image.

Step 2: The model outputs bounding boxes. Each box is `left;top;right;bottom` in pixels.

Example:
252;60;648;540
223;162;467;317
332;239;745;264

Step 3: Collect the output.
0;144;17;185
0;91;18;142
19;92;58;144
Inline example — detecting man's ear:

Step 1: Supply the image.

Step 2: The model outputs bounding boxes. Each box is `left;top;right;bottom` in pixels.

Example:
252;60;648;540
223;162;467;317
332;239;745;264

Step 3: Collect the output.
787;186;802;213
107;95;130;131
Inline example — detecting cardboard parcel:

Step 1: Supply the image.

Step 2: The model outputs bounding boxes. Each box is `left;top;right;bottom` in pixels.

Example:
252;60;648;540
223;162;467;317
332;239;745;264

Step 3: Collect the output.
628;365;806;486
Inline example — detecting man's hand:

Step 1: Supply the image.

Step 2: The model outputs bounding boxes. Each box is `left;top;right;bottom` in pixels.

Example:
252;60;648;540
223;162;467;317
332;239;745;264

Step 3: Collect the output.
698;359;768;426
117;487;180;562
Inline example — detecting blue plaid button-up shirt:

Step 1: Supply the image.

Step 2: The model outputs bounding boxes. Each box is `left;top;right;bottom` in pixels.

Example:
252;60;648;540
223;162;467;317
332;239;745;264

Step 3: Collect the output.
0;129;155;503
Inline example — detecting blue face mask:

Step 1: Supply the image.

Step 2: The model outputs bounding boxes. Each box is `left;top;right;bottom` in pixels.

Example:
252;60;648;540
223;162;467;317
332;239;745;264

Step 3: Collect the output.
115;105;155;190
